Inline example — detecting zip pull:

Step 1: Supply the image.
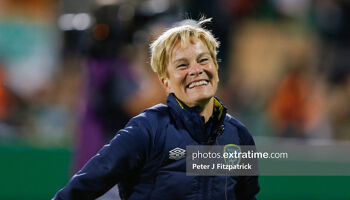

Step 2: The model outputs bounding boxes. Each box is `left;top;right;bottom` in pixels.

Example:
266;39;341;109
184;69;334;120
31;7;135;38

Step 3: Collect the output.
206;125;225;145
216;125;225;136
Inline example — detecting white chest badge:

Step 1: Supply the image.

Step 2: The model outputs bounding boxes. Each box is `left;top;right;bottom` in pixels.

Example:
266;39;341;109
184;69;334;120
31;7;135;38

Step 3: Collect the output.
169;147;186;160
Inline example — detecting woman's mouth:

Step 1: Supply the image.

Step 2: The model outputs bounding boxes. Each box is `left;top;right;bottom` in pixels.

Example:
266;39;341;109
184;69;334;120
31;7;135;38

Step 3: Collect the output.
187;80;209;89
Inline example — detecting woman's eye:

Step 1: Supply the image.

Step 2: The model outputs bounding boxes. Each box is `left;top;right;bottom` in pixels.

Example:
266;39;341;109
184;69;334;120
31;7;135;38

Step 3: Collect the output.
177;64;187;68
200;58;209;63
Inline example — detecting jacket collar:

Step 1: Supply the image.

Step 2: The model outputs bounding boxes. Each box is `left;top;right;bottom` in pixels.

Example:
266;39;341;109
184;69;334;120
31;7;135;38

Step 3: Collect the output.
167;93;227;144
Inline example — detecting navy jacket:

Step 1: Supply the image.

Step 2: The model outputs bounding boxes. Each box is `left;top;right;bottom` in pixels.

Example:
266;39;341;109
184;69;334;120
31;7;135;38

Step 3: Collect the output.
53;94;259;200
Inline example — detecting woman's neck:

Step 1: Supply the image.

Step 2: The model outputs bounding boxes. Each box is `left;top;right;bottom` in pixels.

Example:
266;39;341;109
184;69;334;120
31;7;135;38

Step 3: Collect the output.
199;97;214;123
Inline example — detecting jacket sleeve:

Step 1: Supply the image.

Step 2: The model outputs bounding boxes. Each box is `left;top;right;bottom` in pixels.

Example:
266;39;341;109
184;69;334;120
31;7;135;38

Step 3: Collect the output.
52;115;151;200
235;124;260;200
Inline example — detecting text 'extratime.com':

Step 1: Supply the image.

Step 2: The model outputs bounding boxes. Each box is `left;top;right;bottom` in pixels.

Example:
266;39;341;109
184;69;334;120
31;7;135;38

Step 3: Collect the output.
191;150;288;161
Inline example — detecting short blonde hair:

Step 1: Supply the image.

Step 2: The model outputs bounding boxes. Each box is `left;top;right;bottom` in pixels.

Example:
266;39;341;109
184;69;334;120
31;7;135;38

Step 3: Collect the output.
150;18;220;77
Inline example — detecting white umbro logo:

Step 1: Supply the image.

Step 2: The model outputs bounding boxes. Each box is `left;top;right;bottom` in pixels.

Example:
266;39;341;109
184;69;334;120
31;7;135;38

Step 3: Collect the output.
169;147;186;160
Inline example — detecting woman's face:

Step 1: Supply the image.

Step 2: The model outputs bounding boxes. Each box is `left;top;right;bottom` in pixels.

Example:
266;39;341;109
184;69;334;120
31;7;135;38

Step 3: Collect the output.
161;37;219;107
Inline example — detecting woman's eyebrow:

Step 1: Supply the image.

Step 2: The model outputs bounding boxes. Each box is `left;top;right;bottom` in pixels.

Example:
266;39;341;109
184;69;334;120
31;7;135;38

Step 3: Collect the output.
172;52;210;64
172;58;187;64
197;52;210;58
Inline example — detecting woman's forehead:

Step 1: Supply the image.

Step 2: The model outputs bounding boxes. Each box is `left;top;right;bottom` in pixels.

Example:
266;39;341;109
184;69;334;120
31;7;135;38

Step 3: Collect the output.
170;37;208;60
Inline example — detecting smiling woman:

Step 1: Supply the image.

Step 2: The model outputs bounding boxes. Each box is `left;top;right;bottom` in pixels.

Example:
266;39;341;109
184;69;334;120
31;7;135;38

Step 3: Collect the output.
150;19;220;122
161;37;219;121
53;18;259;200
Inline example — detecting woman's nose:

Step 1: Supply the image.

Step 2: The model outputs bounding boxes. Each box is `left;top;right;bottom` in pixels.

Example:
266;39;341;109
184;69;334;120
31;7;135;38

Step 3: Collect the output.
189;62;203;76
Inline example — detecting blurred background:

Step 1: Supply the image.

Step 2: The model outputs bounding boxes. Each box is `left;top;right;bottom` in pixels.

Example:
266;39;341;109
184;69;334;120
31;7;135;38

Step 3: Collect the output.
0;0;350;199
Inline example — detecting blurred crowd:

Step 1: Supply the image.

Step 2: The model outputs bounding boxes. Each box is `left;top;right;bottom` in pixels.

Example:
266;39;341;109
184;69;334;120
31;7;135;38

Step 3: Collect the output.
0;0;350;170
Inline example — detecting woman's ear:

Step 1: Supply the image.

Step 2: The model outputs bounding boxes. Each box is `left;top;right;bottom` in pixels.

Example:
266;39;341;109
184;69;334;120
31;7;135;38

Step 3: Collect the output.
160;76;172;93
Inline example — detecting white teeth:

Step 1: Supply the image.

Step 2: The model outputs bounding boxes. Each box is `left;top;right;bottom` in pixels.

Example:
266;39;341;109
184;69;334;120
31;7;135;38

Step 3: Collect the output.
188;80;208;89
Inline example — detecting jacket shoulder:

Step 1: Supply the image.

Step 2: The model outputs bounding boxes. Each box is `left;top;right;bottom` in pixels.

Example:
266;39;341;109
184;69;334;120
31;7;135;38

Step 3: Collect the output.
130;104;169;133
224;113;256;145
